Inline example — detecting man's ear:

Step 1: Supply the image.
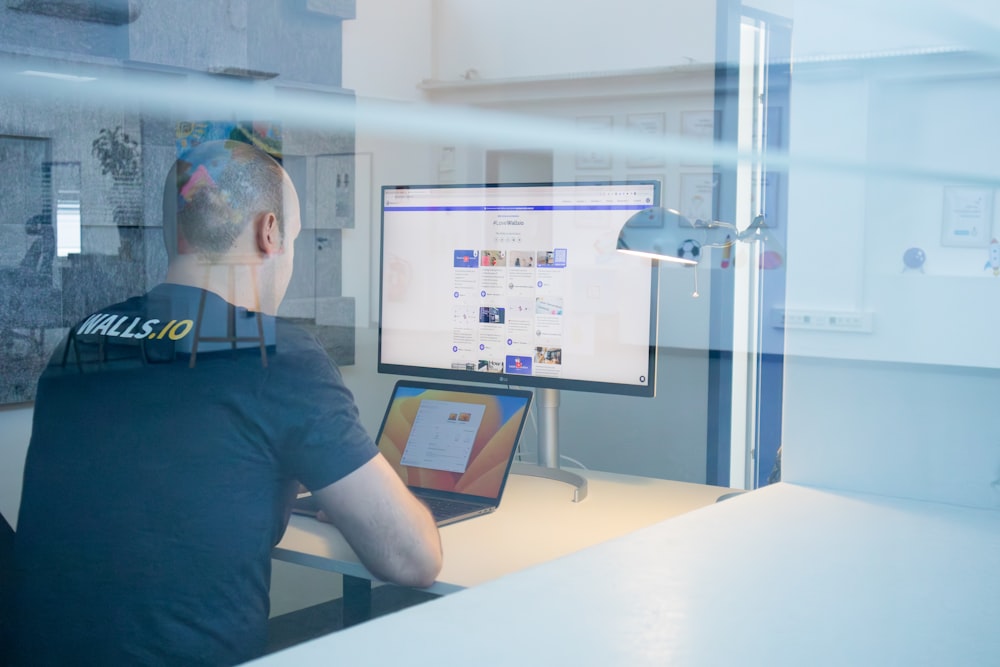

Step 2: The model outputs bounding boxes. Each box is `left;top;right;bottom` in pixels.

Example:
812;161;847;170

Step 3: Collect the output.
256;212;283;255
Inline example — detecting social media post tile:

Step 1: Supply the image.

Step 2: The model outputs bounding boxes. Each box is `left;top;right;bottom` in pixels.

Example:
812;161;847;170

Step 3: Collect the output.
504;354;534;375
533;268;566;293
534;314;563;338
453;248;480;269
506;250;536;269
479;249;507;267
533;345;563;366
452;274;479;296
452;278;489;304
506;273;537;296
504;318;532;339
536;247;567;269
452;250;479;292
451;327;476;350
476;336;506;355
478;306;506;326
478;271;507;295
535;296;564;316
503;324;533;350
532;345;563;378
479;266;506;287
449;306;479;333
503;298;534;322
476;359;505;373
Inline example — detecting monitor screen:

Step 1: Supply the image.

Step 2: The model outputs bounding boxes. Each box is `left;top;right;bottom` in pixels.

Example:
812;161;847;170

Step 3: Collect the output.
378;181;660;397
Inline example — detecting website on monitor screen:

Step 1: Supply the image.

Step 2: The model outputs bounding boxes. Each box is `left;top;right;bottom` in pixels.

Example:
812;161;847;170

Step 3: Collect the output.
379;182;658;391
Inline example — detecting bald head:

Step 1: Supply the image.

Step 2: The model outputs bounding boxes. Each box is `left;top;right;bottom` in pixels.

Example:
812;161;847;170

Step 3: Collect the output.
164;140;289;259
161;139;302;314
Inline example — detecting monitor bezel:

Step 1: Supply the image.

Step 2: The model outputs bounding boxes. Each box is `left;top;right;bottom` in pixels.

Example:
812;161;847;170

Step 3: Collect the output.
377;180;660;398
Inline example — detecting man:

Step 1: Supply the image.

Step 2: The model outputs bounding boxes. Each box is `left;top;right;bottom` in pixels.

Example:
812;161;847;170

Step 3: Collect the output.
12;140;441;666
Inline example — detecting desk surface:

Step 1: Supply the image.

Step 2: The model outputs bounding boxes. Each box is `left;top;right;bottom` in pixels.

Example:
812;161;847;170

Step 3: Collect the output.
273;468;732;595
255;483;1000;666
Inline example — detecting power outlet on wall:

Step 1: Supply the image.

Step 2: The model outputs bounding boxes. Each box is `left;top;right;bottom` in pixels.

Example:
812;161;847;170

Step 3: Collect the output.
771;308;874;333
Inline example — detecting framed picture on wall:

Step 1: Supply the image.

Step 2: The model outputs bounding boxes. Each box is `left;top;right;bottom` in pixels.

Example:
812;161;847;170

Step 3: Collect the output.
941;186;992;248
574;115;613;169
625;113;665;168
680;110;720;167
575;173;611;185
681;110;719;138
679;172;719;226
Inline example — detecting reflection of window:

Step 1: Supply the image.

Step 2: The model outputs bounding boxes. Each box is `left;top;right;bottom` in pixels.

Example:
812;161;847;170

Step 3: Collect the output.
6;0;132;25
43;162;82;257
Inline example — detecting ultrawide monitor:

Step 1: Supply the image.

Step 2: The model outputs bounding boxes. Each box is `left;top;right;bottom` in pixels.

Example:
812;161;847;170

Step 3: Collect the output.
378;181;660;397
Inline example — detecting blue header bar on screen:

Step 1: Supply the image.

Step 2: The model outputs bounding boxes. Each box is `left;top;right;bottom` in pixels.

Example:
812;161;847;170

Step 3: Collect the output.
383;204;651;212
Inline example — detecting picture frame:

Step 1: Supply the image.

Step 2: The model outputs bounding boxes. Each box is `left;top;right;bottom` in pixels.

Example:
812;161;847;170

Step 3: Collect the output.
575;115;614;170
681;110;720;138
575;173;611;185
625;113;665;168
941;185;993;248
679;173;720;226
680;110;720;167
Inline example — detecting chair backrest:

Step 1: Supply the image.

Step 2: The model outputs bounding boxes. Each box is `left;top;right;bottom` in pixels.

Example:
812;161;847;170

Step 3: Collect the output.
1;512;12;571
1;512;13;662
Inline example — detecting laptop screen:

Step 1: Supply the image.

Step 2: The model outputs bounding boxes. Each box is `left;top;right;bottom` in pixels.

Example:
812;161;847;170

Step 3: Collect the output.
376;380;532;500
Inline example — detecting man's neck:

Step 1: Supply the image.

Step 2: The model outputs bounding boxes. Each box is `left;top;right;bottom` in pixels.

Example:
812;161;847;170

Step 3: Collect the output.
164;253;268;312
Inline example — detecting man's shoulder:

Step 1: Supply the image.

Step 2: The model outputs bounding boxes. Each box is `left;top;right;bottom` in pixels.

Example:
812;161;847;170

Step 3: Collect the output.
271;318;337;372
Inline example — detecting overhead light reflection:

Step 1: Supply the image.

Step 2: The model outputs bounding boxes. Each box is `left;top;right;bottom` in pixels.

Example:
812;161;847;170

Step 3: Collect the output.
20;70;96;83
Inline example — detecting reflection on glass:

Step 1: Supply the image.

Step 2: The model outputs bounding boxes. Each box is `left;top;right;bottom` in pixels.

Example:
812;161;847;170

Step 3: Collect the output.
47;161;82;257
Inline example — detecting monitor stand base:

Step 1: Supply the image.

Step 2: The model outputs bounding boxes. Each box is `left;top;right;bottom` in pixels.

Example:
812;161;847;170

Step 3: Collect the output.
510;462;588;502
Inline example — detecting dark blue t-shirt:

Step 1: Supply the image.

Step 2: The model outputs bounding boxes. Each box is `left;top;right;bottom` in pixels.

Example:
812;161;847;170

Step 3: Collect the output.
13;284;378;666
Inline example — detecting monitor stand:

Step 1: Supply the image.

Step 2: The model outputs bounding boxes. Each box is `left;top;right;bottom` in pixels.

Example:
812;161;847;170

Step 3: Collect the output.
510;388;588;502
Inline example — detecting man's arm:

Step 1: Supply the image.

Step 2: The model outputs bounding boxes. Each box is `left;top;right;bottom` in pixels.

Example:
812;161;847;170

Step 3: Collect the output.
311;454;442;588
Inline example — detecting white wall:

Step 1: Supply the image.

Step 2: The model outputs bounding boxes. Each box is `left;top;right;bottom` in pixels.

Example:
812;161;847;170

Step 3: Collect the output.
343;0;434;102
782;0;1000;509
430;0;716;81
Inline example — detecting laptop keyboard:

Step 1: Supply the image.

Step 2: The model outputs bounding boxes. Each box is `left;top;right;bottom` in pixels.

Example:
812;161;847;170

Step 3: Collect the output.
421;496;483;521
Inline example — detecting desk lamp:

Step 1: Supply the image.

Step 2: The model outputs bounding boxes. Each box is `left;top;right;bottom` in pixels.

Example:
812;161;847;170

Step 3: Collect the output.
616;207;784;271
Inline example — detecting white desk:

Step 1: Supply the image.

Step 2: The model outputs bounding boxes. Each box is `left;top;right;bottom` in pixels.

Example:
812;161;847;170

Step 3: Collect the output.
273;469;734;596
255;483;1000;666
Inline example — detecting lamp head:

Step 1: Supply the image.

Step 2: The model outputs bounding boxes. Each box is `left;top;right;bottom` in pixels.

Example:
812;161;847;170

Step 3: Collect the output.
617;208;783;269
617;207;737;266
616;207;700;266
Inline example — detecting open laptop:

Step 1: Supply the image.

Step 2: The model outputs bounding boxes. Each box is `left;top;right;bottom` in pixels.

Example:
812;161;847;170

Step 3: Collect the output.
295;379;533;526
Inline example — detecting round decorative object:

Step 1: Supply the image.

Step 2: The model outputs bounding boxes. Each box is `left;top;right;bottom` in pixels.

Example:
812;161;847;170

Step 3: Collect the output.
677;239;701;261
903;247;926;271
759;250;783;270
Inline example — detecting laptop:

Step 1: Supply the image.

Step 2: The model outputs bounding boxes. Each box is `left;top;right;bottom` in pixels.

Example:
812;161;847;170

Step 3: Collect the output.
295;379;533;526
